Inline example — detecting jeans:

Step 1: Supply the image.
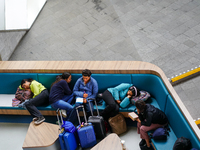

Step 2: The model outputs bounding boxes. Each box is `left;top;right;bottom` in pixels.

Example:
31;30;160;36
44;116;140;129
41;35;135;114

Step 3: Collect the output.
51;94;77;124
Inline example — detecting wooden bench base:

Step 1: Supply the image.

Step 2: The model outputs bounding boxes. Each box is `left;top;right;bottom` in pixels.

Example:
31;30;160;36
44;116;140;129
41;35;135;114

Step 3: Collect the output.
22;121;60;150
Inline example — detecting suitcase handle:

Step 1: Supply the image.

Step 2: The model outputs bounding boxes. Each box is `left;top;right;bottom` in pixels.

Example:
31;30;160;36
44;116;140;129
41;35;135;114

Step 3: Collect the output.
75;105;88;126
56;108;64;131
88;98;100;116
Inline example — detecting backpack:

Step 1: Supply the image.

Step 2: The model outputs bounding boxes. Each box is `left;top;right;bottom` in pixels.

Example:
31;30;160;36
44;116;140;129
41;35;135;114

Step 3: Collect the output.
61;121;76;133
150;126;170;140
173;137;192;150
130;90;151;105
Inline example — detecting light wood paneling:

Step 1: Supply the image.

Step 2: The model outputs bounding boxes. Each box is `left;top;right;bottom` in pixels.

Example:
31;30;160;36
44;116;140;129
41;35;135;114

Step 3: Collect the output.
22;121;59;148
0;109;56;116
91;133;122;150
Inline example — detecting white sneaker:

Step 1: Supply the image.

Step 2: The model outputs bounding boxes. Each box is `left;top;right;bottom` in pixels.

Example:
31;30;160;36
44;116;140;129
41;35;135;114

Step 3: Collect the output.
61;109;67;118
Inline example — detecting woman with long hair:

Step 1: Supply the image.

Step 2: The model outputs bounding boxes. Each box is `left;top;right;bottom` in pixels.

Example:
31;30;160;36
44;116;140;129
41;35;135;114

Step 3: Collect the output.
49;72;76;124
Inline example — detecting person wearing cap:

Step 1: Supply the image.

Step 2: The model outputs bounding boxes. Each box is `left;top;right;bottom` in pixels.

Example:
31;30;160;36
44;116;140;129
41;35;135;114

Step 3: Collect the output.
73;69;98;118
100;83;140;121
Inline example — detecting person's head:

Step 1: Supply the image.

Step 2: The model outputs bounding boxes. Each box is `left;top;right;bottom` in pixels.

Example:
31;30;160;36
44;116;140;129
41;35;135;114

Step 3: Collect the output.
21;78;33;89
62;72;72;83
127;86;140;97
135;100;146;113
82;69;92;83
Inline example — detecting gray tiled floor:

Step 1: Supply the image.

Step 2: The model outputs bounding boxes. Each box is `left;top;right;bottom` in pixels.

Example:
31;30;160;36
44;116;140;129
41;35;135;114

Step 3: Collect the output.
9;0;200;120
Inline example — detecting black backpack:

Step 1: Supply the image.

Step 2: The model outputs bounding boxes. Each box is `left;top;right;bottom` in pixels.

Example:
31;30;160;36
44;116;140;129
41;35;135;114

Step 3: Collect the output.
173;137;192;150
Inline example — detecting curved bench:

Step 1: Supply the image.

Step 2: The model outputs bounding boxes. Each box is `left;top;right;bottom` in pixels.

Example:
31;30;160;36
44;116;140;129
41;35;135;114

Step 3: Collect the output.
0;61;199;150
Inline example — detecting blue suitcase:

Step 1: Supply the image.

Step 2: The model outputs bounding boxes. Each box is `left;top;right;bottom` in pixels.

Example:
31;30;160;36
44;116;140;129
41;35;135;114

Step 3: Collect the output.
57;109;78;150
76;105;97;148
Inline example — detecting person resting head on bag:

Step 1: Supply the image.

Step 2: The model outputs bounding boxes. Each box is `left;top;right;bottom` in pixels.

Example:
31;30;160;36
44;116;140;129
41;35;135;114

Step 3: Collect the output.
100;83;140;122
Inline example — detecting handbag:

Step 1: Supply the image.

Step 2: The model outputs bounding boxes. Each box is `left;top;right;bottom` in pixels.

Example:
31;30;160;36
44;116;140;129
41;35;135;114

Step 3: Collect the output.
61;121;76;133
108;113;127;135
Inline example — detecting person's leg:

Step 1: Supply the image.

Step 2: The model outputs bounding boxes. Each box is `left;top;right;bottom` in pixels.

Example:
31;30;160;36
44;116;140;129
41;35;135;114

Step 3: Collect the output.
25;89;49;118
51;100;73;113
84;100;94;118
101;90;119;120
67;106;78;124
62;93;74;104
139;123;164;148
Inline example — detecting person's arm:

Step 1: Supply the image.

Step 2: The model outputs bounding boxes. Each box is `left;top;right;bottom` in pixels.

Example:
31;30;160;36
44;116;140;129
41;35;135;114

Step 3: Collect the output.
73;78;84;97
141;112;153;126
113;83;133;100
61;80;72;95
120;97;130;108
87;78;98;99
30;81;40;98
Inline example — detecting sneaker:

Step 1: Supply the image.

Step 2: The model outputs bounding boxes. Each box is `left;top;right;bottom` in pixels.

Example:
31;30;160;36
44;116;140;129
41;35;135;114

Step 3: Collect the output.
142;145;153;150
34;116;45;125
33;117;38;121
139;139;146;146
61;109;67;118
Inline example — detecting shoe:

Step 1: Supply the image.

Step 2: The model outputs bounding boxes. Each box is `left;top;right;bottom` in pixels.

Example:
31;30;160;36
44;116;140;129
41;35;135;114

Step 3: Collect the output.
34;116;45;125
139;139;146;146
61;109;67;118
33;117;38;121
97;93;103;99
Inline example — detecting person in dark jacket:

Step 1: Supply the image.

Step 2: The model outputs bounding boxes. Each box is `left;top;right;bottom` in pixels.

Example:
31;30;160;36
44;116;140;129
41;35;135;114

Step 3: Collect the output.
135;100;168;150
49;72;76;124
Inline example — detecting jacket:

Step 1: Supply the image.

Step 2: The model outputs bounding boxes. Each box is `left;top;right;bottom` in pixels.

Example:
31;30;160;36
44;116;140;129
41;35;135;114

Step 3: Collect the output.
107;83;133;108
138;104;168;126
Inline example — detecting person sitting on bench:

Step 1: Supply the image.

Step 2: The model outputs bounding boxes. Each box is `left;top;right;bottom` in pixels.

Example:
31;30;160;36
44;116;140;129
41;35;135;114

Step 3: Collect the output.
20;78;49;125
49;72;77;124
135;100;168;150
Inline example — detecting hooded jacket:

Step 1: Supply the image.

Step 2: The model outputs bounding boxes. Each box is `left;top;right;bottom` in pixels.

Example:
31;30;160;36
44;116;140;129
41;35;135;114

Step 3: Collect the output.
138;104;168;126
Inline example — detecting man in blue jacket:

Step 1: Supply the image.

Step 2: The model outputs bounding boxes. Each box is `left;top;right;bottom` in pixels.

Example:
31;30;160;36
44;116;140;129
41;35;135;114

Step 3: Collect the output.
73;69;98;118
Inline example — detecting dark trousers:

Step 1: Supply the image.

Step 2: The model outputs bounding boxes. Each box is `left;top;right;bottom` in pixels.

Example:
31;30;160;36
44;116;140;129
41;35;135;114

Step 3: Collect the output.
75;100;94;119
101;90;119;121
25;89;49;118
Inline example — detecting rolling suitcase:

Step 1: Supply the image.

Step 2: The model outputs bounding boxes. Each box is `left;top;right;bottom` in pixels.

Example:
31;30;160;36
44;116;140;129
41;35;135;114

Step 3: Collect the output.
56;109;78;150
76;105;97;148
88;98;106;139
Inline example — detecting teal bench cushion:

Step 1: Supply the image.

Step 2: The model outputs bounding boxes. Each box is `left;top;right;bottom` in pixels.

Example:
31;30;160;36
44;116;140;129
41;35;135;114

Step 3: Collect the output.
37;73;60;91
0;73;38;94
165;95;200;149
131;74;169;112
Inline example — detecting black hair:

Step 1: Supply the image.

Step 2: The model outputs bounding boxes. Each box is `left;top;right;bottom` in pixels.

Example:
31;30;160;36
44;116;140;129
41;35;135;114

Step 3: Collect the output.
21;78;33;87
51;72;71;88
82;69;92;77
129;85;140;97
62;72;71;80
135;100;146;112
